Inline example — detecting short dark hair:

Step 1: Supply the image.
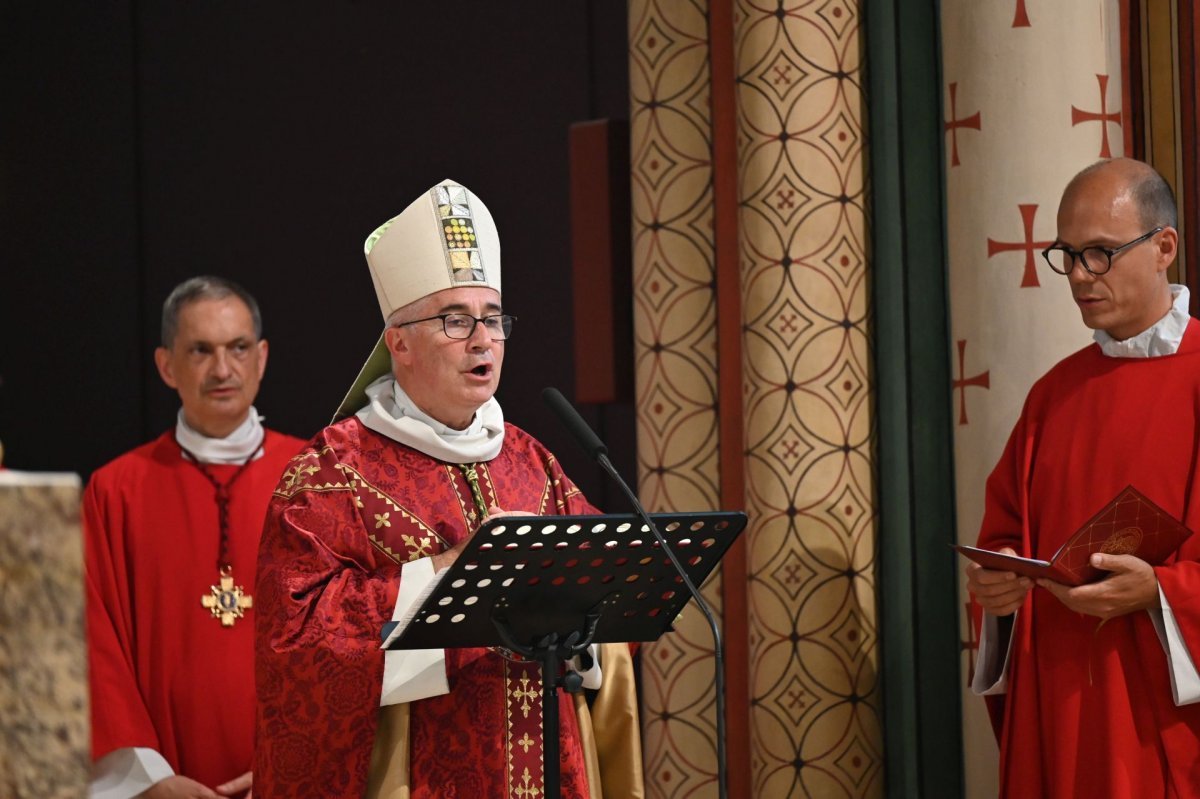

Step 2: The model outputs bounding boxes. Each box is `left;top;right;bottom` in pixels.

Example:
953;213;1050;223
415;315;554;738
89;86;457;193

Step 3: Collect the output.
1130;168;1178;230
161;276;262;347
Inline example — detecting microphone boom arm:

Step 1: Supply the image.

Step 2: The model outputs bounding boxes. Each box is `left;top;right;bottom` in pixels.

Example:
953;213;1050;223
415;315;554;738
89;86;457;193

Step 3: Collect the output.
595;452;729;799
541;387;729;799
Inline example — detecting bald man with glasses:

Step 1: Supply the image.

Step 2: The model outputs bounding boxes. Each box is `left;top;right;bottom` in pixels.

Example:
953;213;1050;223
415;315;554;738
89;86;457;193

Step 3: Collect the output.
966;158;1200;796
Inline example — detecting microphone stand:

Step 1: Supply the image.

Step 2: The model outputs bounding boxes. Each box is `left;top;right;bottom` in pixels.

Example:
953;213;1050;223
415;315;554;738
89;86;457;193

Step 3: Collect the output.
543;388;729;799
596;452;729;799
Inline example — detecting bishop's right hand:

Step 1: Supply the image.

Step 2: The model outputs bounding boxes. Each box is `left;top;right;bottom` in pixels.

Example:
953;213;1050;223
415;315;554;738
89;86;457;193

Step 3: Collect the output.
431;506;536;571
965;546;1033;616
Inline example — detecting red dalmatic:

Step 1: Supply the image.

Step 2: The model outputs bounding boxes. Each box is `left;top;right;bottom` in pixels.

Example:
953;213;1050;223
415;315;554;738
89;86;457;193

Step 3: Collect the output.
978;321;1200;797
85;429;304;789
255;418;599;798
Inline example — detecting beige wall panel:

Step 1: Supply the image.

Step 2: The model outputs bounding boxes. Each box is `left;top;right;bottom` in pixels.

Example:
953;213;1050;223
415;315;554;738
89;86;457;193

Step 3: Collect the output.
734;1;880;796
630;1;726;796
939;2;1124;795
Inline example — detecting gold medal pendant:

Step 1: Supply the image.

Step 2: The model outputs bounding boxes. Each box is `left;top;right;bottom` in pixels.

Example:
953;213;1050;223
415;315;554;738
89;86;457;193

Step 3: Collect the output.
201;568;253;626
177;436;263;629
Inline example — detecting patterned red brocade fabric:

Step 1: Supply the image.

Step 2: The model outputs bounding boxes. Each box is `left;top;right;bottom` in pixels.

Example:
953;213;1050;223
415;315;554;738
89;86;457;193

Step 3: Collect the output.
85;429;305;789
255;417;598;798
978;321;1200;798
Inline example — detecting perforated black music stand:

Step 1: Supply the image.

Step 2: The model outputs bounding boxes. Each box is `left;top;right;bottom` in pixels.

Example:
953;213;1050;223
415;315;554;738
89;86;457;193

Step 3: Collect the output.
381;510;747;797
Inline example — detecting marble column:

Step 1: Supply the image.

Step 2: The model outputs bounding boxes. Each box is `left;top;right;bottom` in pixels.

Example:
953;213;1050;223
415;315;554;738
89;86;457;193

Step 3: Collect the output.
0;472;89;798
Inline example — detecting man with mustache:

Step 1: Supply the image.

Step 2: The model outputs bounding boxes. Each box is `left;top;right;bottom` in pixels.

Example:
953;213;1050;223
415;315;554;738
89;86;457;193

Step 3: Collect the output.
253;180;643;798
966;158;1200;796
85;276;304;798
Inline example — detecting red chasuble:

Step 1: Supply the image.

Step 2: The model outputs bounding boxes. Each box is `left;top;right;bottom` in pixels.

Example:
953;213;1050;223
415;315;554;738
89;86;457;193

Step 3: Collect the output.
255;418;599;799
978;319;1200;798
85;429;304;789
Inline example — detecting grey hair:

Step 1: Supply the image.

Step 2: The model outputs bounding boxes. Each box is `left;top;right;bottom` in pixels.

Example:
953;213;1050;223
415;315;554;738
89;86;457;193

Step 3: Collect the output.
161;275;262;347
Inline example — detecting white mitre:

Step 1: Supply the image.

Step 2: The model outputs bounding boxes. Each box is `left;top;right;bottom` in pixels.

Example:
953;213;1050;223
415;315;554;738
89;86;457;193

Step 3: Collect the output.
333;179;502;421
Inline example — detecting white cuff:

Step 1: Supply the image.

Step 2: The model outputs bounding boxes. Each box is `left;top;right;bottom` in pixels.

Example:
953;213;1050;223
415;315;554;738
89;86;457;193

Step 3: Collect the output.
971;612;1015;695
89;747;173;799
380;557;450;706
573;644;603;690
1148;585;1200;705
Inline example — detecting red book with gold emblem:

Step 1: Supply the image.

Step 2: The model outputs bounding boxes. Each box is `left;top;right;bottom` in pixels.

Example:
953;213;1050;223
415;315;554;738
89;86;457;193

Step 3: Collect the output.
957;485;1193;586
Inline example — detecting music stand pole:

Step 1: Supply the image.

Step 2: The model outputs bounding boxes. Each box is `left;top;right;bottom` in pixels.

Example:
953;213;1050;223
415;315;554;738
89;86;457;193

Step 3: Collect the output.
493;612;599;797
596;452;728;799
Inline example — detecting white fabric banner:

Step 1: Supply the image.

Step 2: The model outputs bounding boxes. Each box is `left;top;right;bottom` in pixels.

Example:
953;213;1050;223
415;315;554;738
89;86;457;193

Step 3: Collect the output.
939;2;1124;795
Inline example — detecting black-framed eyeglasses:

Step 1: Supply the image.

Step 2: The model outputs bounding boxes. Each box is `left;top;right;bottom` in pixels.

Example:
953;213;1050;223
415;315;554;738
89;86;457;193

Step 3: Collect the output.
1041;227;1163;276
393;313;516;340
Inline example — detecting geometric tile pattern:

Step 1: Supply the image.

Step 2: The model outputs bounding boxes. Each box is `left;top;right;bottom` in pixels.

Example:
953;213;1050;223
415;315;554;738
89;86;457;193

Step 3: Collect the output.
733;1;882;795
630;2;726;797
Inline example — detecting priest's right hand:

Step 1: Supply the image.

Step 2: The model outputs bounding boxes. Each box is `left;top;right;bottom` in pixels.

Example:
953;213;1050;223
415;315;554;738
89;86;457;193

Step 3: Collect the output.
431;506;534;571
431;538;468;572
965;547;1033;616
144;775;222;799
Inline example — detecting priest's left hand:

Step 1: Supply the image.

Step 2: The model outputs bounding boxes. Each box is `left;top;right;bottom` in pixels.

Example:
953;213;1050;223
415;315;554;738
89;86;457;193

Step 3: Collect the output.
1036;553;1159;620
215;772;251;798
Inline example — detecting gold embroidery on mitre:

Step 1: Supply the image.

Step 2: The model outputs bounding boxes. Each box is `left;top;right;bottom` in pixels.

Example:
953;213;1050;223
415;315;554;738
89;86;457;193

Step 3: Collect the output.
432;184;487;284
1101;526;1143;556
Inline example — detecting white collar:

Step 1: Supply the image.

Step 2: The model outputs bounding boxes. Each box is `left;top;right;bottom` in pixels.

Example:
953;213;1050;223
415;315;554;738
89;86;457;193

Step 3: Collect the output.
355;376;505;463
175;408;265;464
1094;284;1191;358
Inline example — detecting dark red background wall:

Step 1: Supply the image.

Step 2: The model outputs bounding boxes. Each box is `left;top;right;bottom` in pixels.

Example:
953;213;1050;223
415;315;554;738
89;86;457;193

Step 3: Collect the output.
0;1;635;508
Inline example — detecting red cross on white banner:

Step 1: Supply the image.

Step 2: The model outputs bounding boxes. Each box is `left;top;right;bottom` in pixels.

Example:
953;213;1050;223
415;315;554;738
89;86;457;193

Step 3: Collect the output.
944;82;982;168
1071;74;1121;159
963;597;983;681
987;203;1055;288
952;339;990;426
1012;0;1031;27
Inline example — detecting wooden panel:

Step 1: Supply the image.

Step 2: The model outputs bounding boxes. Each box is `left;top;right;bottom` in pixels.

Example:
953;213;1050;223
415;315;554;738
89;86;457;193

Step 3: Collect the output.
569;119;633;404
1177;1;1199;297
1140;0;1187;285
709;2;751;795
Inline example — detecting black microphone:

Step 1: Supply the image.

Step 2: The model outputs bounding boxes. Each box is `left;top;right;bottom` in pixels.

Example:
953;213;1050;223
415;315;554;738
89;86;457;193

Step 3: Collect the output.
541;386;729;799
541;387;608;459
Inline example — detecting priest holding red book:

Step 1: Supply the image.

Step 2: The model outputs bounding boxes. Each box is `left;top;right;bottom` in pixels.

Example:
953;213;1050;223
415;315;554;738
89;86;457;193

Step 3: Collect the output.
966;158;1200;796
